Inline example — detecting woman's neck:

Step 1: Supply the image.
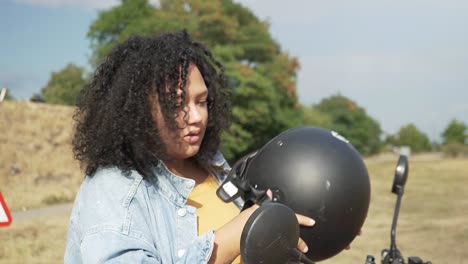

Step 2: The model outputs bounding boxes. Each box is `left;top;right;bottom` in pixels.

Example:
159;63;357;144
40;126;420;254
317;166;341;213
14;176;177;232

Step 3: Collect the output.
164;158;194;176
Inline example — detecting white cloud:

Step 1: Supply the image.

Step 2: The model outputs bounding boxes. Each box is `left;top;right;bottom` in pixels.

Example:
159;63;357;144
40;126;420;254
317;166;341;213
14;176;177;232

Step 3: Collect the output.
236;0;468;23
295;51;468;140
0;71;42;98
297;51;468;98
13;0;160;10
449;104;468;114
14;0;118;9
0;72;37;86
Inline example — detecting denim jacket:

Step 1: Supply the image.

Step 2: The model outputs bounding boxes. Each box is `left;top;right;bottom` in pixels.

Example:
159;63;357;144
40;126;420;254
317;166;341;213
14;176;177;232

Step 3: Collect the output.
64;152;242;263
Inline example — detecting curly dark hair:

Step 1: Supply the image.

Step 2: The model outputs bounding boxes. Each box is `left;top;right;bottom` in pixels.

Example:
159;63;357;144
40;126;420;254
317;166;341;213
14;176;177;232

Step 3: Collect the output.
72;30;231;179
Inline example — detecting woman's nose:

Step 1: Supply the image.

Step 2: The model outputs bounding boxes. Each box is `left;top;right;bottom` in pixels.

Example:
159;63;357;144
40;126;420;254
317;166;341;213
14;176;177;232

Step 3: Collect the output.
186;105;202;124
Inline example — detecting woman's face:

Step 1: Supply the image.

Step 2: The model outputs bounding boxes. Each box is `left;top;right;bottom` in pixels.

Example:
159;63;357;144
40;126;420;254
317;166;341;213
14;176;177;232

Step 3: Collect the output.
152;64;209;161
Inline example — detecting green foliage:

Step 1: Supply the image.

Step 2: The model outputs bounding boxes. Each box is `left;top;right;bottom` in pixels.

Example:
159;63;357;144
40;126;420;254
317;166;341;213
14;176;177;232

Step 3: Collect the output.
441;143;468;157
88;0;155;67
30;94;46;103
41;63;87;105
392;124;432;153
1;88;14;101
225;64;302;156
87;0;302;162
442;119;467;145
4;93;14;101
314;95;382;156
301;105;333;128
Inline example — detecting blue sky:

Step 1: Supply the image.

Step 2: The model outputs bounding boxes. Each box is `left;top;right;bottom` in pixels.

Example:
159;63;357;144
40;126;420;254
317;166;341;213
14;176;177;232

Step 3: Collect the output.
1;0;467;141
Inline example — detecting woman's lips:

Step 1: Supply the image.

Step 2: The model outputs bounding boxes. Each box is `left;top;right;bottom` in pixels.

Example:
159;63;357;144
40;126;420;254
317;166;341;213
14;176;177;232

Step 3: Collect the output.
184;132;200;144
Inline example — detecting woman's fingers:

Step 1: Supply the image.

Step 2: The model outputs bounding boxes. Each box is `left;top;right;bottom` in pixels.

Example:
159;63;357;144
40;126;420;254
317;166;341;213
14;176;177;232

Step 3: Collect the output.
266;189;273;199
297;237;308;253
295;213;315;227
295;214;314;253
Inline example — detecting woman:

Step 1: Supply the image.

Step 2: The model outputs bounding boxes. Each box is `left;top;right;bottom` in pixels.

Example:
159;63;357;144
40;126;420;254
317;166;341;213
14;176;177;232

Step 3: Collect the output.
64;30;314;263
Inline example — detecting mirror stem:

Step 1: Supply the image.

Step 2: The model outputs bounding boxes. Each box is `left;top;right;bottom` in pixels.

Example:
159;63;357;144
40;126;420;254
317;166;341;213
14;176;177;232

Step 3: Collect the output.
390;190;403;259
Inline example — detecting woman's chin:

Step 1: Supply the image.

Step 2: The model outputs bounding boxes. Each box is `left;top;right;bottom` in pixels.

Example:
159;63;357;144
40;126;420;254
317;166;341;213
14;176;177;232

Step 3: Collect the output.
172;144;201;160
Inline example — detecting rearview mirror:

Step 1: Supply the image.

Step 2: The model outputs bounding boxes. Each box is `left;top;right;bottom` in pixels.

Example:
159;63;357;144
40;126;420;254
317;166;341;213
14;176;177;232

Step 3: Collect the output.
391;155;408;195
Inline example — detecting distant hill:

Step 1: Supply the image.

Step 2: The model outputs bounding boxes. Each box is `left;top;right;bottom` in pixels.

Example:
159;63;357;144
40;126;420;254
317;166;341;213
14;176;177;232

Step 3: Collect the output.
0;101;82;211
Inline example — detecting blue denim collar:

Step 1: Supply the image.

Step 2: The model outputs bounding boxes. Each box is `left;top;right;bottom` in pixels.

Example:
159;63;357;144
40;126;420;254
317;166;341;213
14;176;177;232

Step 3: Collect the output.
146;161;194;207
144;151;229;207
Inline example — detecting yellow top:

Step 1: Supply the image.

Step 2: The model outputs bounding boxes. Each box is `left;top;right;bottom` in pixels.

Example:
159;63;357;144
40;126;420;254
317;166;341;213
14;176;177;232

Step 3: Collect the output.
187;175;242;264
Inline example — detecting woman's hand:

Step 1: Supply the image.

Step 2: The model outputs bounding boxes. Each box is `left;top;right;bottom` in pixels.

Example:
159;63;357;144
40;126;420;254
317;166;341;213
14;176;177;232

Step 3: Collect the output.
264;190;315;253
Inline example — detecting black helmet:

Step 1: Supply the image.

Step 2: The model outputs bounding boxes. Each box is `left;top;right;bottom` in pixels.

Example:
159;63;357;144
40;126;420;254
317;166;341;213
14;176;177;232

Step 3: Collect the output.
219;126;371;261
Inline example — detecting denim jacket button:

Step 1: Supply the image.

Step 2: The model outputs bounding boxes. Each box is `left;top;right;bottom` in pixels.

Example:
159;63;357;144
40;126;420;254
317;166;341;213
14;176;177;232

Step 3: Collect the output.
186;182;194;189
177;208;187;217
178;249;185;257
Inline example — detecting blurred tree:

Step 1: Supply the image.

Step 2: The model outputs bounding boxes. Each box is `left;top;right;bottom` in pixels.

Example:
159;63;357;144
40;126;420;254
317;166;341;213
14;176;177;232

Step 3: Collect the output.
393;124;432;153
30;94;46;103
441;119;467;145
41;63;87;105
1;89;14;101
88;0;302;161
315;95;382;156
301;105;333;129
88;0;155;67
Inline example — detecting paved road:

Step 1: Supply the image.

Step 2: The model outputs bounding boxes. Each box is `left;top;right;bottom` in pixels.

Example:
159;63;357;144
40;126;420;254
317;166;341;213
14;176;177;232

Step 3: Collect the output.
11;203;73;222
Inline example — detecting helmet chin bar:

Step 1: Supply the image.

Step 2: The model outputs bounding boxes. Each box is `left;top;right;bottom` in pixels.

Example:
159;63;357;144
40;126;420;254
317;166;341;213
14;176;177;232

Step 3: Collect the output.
216;150;269;204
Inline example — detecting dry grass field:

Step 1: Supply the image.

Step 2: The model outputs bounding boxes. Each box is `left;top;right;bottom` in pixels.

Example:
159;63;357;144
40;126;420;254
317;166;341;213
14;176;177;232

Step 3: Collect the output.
1;101;467;263
0;101;82;211
322;156;468;264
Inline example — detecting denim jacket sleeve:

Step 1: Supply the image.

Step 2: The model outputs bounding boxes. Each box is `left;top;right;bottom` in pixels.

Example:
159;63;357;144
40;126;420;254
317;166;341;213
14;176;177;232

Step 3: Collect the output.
80;229;161;263
78;229;214;264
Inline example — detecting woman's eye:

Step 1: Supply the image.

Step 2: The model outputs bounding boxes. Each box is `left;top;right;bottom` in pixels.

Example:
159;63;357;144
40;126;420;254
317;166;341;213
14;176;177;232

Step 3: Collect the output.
198;100;208;106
